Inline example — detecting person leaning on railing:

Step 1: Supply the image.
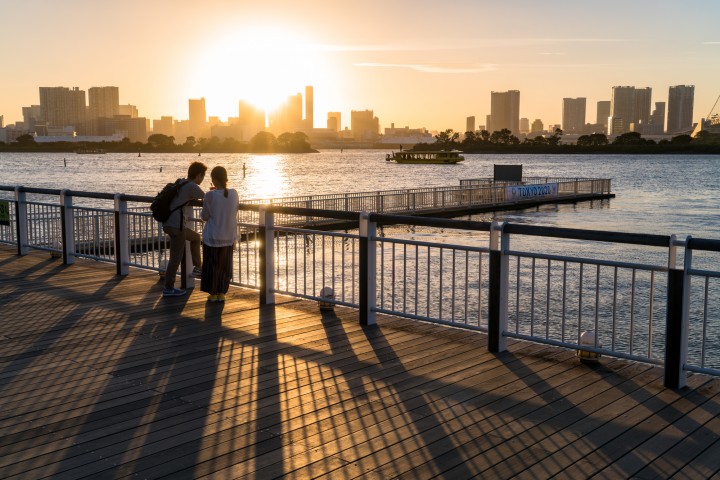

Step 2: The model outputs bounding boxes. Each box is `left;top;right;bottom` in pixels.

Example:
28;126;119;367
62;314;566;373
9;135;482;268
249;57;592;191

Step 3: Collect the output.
162;161;207;297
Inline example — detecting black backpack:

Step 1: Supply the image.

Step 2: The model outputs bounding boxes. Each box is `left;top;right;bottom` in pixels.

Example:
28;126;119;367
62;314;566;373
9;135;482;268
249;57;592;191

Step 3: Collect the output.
150;179;188;222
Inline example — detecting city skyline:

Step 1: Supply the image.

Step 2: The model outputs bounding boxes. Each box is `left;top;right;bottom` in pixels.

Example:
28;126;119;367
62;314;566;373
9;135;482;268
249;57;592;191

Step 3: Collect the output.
1;1;719;132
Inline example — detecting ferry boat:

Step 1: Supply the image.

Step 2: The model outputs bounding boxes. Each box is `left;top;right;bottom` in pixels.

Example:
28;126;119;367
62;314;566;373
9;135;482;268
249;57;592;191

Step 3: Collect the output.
386;150;465;164
75;148;105;154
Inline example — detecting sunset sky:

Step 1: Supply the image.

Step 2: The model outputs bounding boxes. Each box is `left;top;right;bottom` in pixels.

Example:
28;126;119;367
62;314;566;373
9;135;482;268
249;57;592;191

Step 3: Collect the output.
2;0;719;132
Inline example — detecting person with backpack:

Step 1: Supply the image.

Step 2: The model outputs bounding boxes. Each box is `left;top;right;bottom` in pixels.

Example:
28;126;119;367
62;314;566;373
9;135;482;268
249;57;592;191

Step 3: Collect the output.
200;166;239;302
161;161;207;297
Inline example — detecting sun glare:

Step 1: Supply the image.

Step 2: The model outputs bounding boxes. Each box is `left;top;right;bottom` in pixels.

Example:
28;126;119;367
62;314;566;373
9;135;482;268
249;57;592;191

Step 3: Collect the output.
190;27;329;119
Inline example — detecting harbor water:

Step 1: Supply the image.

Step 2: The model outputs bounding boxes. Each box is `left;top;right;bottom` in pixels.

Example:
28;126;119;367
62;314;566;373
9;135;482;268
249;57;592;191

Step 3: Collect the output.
2;151;719;369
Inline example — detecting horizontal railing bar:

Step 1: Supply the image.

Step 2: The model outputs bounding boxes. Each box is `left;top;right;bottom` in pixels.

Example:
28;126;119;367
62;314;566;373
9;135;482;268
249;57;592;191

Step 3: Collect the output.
239;203;360;221
504;223;671;247
274;226;360;239
505;332;665;366
688;238;720;252
687;269;720;279
369;213;492;231
684;364;720;376
378;236;490;253
271;289;359;308
506;249;670;272
374;307;489;333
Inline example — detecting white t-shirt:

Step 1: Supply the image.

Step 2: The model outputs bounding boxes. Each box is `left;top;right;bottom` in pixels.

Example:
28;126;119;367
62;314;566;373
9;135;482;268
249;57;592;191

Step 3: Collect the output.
201;188;239;247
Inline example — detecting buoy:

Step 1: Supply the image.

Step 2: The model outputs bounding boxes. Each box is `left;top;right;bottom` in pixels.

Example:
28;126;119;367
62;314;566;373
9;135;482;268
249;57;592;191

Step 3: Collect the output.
318;287;335;311
577;330;602;364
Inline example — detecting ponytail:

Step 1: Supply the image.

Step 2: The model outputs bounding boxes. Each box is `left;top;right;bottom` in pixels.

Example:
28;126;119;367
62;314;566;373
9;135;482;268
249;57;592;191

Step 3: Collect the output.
210;166;229;198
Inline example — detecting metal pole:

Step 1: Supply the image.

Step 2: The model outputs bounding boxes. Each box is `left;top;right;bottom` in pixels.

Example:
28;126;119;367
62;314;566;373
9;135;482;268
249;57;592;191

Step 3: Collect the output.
60;189;75;265
114;194;129;275
259;207;275;305
488;221;509;352
664;235;691;389
359;212;377;325
14;186;28;256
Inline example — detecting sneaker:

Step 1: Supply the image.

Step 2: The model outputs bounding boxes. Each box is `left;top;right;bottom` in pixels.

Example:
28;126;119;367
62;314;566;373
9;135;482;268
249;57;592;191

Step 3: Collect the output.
207;294;218;302
192;267;202;278
217;294;226;302
163;288;186;297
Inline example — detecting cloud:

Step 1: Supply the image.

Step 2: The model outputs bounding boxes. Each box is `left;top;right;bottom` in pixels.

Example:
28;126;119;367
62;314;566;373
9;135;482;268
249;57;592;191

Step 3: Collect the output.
354;62;498;74
319;38;631;52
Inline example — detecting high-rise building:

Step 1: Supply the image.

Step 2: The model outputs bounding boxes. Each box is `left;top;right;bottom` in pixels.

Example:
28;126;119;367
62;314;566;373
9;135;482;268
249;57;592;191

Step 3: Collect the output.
118;104;138;118
596;101;611;131
153;116;174;137
305;86;314;129
609;86;652;134
39;86;87;132
609;86;635;134
88;87;120;135
645;102;666;134
489;90;520;134
531;119;543;133
88;87;119;120
327;112;341;132
519;118;530;135
188;98;207;138
562;98;586;134
667;85;695;134
634;87;652;126
350;110;379;141
238;100;266;140
466;116;476;133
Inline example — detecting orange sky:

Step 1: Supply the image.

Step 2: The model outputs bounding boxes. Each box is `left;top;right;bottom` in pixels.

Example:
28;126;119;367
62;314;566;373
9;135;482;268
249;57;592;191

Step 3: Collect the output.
2;0;719;132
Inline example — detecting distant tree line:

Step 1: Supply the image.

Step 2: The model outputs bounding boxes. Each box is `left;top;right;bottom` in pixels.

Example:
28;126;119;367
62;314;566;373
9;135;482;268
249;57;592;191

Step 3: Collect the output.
413;128;720;154
0;131;317;154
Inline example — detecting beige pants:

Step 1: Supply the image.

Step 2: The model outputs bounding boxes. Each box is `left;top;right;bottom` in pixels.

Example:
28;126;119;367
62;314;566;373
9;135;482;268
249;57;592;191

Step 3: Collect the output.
163;226;201;289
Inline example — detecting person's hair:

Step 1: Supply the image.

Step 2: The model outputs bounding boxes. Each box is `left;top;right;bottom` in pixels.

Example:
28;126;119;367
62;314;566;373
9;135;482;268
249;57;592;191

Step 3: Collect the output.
187;161;207;180
211;166;229;197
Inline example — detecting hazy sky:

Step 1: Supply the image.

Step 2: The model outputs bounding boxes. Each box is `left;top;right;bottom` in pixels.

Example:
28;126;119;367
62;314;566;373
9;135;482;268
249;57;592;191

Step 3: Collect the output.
2;0;719;132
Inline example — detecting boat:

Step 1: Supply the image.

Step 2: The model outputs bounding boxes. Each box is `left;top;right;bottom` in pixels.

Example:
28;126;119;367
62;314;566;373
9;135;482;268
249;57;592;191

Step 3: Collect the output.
75;148;105;154
386;150;464;164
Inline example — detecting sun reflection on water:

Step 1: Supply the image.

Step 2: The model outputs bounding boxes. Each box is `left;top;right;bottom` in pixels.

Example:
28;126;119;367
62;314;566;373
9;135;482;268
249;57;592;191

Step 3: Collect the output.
234;154;288;200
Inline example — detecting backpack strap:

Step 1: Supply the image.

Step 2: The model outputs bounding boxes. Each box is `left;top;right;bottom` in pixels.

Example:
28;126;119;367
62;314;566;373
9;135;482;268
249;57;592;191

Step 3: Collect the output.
169;180;191;226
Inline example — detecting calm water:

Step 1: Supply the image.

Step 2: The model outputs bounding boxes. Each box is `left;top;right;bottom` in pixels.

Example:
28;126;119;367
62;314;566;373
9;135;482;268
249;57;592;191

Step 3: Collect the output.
2;150;719;239
2;151;719;368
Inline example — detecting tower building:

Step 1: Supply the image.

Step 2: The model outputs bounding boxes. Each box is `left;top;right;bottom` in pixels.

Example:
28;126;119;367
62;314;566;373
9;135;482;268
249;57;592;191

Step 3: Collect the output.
562;98;586;134
489;90;520;134
667;85;695;134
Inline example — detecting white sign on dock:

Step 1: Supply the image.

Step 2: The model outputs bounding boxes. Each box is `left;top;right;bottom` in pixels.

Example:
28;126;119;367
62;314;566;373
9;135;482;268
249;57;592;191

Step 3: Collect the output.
506;183;559;201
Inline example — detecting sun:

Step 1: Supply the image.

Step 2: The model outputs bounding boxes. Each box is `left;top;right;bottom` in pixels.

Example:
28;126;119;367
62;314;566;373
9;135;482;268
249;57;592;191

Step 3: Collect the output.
189;27;330;120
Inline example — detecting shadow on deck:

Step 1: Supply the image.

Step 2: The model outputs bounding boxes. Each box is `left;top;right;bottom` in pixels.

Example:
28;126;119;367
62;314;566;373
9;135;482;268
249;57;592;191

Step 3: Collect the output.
0;246;718;479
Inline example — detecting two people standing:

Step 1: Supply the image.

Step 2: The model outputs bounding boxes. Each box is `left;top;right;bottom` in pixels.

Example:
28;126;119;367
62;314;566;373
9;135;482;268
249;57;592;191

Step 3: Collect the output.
162;162;238;302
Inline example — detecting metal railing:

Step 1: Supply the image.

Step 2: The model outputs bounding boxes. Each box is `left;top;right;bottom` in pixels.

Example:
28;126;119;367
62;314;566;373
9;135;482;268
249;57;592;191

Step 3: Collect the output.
237;177;612;226
1;184;718;389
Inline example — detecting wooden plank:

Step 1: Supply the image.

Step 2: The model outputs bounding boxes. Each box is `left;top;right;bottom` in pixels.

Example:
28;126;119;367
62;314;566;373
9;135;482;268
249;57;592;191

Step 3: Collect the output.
0;246;719;480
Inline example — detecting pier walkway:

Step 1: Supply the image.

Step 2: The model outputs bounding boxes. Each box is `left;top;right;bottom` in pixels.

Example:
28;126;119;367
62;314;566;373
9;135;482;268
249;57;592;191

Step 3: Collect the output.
1;246;720;479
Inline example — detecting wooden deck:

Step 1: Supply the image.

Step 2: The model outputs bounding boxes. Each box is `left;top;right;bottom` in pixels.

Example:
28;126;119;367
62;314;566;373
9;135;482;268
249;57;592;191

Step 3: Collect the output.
1;246;719;479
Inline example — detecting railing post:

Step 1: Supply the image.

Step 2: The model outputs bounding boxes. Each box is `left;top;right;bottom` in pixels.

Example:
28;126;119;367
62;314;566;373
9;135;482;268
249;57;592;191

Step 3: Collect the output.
488;221;509;352
14;186;28;256
114;194;129;276
60;189;75;265
664;235;691;389
359;212;377;325
259;207;275;305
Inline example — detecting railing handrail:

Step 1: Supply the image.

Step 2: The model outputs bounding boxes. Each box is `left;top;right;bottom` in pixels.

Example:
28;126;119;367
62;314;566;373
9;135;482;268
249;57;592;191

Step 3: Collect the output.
2;187;719;388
